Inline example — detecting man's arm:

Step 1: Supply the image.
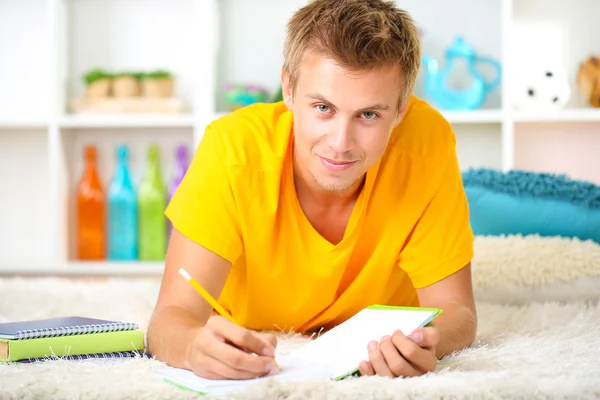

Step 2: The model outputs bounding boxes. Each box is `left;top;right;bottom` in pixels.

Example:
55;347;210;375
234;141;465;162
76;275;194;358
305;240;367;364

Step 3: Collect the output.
147;230;276;379
147;228;233;368
416;262;477;358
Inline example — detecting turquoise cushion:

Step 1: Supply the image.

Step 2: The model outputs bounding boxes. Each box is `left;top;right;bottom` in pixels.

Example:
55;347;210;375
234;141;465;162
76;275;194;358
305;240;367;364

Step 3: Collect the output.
462;169;600;244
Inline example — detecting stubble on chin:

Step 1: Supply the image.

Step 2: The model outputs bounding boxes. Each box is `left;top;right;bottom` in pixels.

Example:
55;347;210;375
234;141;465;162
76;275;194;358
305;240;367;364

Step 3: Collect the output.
308;165;365;193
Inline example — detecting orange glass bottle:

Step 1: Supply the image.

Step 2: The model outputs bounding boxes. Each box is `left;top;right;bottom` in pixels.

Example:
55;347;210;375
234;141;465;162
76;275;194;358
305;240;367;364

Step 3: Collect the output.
76;145;106;260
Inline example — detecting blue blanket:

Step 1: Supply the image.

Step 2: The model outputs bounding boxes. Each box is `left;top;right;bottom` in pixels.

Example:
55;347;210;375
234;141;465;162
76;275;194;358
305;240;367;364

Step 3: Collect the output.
462;169;600;244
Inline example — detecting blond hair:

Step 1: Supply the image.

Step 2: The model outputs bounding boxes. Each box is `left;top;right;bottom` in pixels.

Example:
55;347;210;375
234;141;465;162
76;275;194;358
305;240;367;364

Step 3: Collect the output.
283;0;421;107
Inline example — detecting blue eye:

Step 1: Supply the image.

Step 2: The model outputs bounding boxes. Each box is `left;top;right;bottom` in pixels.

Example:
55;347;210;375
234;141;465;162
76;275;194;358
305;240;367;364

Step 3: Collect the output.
316;104;330;113
362;111;377;120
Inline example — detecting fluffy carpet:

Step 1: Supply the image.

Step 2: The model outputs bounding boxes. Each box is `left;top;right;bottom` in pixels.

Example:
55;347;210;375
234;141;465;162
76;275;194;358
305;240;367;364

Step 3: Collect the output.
1;234;600;400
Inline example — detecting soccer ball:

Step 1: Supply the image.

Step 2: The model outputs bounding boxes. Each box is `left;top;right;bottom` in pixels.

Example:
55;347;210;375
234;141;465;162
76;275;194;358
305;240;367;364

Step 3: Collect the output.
513;65;571;110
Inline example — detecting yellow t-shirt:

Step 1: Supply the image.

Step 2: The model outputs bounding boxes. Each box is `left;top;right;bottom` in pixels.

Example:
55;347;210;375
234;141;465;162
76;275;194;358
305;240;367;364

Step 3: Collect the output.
165;95;474;333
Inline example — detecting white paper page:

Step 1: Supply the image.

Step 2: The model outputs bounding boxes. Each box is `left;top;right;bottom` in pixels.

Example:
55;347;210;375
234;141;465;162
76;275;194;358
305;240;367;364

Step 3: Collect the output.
158;355;332;395
286;308;437;379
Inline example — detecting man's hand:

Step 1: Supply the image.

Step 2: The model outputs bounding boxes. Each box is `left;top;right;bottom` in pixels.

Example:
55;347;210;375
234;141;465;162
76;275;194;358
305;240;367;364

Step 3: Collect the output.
185;314;278;380
358;325;440;377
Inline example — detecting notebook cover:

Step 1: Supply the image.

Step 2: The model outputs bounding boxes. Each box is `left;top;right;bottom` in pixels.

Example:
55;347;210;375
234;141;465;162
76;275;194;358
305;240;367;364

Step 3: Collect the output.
0;329;145;362
0;316;138;340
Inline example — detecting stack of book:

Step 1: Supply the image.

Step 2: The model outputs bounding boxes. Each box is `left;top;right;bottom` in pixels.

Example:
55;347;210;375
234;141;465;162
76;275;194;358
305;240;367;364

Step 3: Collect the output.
0;316;146;363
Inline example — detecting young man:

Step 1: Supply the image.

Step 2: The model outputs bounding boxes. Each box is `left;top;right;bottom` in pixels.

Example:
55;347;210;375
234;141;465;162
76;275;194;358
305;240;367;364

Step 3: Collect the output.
147;0;477;381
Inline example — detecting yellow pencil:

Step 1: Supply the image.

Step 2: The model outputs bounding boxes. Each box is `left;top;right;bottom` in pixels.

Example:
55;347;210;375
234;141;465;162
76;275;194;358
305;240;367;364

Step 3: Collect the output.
178;268;238;325
178;268;280;370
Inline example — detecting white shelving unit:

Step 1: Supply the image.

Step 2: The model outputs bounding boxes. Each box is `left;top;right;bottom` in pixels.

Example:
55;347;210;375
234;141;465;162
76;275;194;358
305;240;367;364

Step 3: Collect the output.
1;0;599;276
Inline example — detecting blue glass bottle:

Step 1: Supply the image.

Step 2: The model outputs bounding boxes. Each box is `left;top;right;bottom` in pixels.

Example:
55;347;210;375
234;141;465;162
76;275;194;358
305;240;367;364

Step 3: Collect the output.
108;145;138;260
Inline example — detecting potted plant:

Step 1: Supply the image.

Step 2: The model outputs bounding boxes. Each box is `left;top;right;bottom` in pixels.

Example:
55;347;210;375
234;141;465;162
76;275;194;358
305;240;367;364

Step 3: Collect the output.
112;71;141;98
83;68;112;99
141;69;174;98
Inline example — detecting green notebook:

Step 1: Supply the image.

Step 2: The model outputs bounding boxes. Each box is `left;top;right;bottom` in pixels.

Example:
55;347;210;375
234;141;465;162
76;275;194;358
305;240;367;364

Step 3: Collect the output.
0;316;145;362
159;304;442;396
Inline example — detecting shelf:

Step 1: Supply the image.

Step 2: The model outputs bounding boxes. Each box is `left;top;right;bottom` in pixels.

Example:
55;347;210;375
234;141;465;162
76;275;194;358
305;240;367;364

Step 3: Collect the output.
59;114;196;128
207;108;594;125
0;119;47;129
66;261;165;276
210;109;505;125
0;262;165;277
0;109;511;129
441;110;504;124
514;109;600;123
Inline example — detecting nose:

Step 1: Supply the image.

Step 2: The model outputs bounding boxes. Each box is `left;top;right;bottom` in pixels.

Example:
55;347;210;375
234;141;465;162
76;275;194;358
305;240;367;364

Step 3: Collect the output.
327;117;354;153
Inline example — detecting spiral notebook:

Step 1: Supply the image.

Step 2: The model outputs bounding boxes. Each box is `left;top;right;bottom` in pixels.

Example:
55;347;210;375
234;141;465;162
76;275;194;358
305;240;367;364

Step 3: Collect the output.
0;316;138;340
160;305;441;395
0;316;145;362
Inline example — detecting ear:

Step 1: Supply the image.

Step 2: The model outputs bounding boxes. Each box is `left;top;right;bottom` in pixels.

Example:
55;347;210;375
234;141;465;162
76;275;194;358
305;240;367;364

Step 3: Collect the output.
280;68;294;110
393;99;409;127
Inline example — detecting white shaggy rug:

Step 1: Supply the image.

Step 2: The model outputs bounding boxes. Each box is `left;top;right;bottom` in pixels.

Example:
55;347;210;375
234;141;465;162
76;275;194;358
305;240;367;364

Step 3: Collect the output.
1;234;600;399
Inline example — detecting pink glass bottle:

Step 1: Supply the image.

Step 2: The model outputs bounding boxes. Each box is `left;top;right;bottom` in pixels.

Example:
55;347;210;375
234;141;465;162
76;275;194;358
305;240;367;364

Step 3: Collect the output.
167;144;189;237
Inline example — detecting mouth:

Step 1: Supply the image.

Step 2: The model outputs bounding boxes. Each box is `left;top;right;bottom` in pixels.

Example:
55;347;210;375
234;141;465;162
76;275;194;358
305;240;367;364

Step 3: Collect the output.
319;156;357;172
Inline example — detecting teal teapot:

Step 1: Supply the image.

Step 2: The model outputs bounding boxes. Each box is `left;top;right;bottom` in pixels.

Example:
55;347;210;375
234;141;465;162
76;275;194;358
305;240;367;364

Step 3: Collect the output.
422;37;502;110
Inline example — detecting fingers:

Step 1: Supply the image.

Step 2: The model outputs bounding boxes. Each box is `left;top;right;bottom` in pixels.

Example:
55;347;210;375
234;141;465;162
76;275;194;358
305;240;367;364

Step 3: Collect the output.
204;332;275;376
409;327;440;350
188;329;271;380
205;353;272;380
211;316;275;357
358;360;374;376
191;351;266;380
360;328;439;378
365;339;393;377
257;332;278;349
191;316;280;380
379;335;421;377
392;330;438;373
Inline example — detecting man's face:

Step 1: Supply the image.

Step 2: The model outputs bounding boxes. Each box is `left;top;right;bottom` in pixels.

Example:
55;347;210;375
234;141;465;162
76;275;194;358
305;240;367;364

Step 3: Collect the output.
282;54;405;193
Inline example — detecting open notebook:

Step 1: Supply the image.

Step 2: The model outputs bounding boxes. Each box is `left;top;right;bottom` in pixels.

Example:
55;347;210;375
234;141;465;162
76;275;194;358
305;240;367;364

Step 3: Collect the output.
159;305;441;395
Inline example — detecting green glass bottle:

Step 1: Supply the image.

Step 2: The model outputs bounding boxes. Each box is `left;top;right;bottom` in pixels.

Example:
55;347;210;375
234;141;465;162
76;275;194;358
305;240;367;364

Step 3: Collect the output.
138;144;167;260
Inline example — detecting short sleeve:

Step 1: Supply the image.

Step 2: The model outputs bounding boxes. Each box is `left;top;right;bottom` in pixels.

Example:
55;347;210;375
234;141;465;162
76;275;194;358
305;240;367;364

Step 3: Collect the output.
397;140;475;289
165;124;243;265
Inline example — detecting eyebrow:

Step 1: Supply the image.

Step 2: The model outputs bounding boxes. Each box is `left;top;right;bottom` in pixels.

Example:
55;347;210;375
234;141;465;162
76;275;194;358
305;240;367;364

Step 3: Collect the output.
306;93;391;112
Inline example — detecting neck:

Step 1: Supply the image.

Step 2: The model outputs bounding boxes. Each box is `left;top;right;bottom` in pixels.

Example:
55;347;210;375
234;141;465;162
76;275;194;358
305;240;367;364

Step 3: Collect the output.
292;145;364;209
84;160;98;178
148;160;159;176
115;160;132;186
85;159;95;171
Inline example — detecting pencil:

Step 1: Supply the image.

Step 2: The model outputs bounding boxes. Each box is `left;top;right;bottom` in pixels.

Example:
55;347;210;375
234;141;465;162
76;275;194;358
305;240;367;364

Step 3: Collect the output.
178;268;237;325
178;268;280;370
